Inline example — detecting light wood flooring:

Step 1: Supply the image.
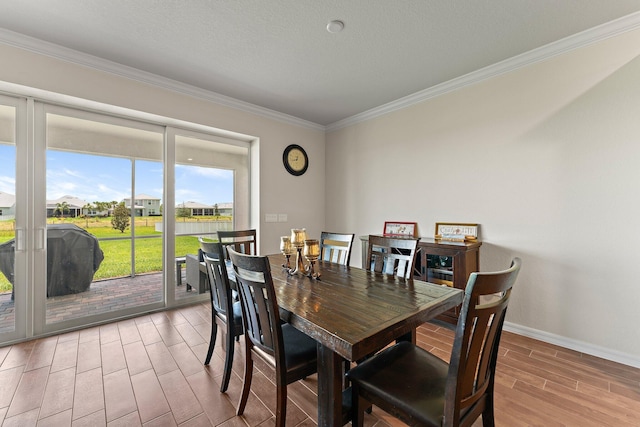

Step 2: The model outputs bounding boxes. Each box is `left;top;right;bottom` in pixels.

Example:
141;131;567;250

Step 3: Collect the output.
1;302;640;426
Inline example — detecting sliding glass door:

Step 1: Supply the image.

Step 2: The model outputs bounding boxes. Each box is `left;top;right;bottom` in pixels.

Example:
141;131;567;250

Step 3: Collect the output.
170;130;249;303
0;95;251;344
35;105;166;334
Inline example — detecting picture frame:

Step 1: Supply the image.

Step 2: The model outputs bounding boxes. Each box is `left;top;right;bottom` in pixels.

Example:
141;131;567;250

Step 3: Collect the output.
434;222;478;241
383;221;417;237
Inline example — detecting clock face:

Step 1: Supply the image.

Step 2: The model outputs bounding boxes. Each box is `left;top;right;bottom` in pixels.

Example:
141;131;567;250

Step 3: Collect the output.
288;149;305;171
283;144;308;176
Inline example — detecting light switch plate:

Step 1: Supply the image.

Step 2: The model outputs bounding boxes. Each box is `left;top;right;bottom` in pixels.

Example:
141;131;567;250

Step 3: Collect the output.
265;213;278;223
278;214;288;222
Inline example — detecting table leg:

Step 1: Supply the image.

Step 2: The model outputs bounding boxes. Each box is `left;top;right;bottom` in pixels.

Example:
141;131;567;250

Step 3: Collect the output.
317;344;346;427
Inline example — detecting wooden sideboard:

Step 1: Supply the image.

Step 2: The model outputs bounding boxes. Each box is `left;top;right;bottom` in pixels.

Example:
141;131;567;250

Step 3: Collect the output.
360;235;481;323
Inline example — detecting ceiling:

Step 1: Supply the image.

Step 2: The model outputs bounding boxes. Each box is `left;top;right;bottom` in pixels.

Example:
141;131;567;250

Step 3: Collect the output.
1;1;640;127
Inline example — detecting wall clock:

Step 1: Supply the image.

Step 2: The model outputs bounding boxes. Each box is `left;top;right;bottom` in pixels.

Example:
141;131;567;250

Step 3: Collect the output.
282;144;308;176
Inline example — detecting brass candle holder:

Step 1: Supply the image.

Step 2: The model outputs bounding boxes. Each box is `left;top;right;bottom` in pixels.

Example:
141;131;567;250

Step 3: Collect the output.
303;239;321;279
288;228;308;276
280;236;295;269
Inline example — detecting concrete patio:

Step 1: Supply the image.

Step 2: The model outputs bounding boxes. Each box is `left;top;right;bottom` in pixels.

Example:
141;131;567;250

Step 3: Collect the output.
0;270;205;333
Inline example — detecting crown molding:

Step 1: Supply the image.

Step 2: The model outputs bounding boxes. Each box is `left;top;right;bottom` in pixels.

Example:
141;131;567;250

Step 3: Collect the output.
326;11;640;132
2;10;640;135
0;28;325;132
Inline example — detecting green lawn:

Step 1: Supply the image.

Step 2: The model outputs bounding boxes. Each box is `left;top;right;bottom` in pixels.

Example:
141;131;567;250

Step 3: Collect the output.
0;216;224;293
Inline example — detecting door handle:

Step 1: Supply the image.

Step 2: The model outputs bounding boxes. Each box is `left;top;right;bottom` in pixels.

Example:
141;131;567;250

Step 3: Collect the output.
16;228;24;251
35;227;45;251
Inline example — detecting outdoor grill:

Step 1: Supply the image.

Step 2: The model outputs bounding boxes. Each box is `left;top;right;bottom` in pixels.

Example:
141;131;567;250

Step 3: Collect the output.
0;224;104;298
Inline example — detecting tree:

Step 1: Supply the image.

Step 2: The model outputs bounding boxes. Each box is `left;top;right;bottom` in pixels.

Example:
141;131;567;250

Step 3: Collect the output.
94;201;110;216
82;203;92;217
54;201;69;218
111;202;130;233
213;203;220;217
176;203;191;221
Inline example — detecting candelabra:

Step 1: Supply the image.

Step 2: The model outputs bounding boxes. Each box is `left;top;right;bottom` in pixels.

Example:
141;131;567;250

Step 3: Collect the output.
282;229;321;279
288;228;308;276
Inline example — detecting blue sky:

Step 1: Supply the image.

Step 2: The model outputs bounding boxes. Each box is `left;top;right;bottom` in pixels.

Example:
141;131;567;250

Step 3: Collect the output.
0;145;233;206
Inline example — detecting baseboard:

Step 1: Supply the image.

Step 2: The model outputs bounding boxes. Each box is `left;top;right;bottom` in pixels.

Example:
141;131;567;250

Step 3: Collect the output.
503;321;640;369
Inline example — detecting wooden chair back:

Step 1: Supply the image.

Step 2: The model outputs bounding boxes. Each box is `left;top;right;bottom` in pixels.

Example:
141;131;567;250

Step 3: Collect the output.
228;248;318;426
202;242;244;392
366;235;419;279
218;229;257;256
227;248;282;363
346;258;521;427
319;231;355;265
202;243;233;319
445;257;522;425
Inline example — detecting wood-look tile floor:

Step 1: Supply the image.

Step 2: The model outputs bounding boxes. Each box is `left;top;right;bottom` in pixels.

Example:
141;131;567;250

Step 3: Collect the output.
1;302;639;426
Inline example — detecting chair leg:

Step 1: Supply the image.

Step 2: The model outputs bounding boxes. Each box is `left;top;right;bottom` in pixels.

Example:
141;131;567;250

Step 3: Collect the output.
237;351;253;416
350;386;366;427
275;381;287;427
204;320;218;365
219;328;235;393
482;394;496;427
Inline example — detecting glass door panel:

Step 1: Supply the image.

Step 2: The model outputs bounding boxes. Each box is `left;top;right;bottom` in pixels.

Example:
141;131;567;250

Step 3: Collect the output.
0;102;19;340
41;108;164;331
173;132;248;303
132;159;164;306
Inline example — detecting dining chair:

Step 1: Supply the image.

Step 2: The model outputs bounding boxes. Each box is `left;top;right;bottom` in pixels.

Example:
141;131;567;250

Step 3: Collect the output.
198;236;217;254
365;234;419;280
184;237;217;293
217;229;257;256
347;258;522;427
353;235;422;361
319;231;355;266
202;243;243;393
227;248;318;427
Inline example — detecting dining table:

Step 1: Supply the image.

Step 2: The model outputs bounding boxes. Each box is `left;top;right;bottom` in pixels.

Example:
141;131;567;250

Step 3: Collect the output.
265;253;464;427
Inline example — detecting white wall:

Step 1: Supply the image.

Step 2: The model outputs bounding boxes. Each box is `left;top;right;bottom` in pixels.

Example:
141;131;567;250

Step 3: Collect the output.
0;43;325;256
326;28;640;365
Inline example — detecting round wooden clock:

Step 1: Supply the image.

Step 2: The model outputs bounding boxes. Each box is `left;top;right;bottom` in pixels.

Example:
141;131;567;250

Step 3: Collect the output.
282;144;308;176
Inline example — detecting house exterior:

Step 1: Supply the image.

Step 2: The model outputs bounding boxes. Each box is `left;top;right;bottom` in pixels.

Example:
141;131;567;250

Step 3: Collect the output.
177;201;214;216
0;191;15;219
123;194;161;216
46;195;88;218
83;204;110;217
175;201;232;216
216;202;233;216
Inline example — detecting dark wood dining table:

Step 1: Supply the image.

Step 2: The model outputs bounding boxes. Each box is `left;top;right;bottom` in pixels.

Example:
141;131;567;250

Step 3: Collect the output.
266;253;464;427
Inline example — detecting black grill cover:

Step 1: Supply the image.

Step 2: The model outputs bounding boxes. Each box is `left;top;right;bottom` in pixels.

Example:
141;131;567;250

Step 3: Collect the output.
0;224;104;298
0;239;14;294
46;224;104;296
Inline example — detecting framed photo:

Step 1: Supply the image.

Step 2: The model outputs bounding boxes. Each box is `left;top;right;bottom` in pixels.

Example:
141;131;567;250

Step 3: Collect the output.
434;222;478;241
383;221;417;237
